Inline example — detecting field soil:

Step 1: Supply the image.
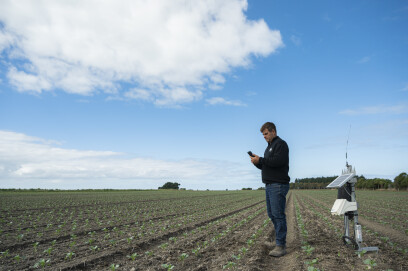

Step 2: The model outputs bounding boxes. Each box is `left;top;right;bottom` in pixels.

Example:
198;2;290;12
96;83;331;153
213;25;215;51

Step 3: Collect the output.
1;190;407;271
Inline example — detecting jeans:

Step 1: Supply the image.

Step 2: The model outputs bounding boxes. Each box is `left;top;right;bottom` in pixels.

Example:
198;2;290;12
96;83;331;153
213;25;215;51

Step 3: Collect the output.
265;182;289;247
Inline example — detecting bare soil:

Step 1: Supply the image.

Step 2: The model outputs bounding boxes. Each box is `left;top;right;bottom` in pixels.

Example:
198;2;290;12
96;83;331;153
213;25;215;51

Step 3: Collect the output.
1;190;407;271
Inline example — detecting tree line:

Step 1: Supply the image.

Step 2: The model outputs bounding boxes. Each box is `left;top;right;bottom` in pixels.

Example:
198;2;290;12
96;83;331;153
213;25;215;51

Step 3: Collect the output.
290;172;407;190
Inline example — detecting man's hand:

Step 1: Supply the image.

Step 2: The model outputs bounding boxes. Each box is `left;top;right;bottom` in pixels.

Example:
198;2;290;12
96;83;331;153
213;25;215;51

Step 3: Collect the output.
250;154;260;165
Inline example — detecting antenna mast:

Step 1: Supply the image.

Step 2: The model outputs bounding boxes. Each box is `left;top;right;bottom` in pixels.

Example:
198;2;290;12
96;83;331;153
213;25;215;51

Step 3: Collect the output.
346;125;351;168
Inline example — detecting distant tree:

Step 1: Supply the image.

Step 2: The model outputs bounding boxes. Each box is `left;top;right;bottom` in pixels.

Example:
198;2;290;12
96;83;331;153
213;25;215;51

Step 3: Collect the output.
394;172;408;190
158;182;180;190
293;176;337;189
241;188;252;190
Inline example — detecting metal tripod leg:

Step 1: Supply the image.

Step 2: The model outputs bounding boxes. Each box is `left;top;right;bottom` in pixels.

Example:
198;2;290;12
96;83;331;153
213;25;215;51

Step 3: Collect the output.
344;215;349;237
342;214;358;249
354;213;378;253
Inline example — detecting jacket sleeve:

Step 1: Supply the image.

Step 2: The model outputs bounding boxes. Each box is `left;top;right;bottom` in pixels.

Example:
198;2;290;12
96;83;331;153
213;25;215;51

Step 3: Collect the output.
254;160;262;170
259;141;288;168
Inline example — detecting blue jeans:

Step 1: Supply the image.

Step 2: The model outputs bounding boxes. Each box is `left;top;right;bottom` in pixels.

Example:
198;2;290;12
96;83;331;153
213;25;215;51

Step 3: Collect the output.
265;182;289;247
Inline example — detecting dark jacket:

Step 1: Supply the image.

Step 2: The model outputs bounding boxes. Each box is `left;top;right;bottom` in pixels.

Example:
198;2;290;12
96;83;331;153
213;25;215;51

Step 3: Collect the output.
255;136;290;184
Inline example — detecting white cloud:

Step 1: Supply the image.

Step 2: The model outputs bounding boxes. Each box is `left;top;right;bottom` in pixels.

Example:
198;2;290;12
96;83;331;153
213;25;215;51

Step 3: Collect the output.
357;56;371;64
322;13;331;22
290;35;301;46
206;96;246;106
0;130;257;189
0;27;16;52
0;0;283;106
245;91;257;96
401;83;408;92
339;103;408;115
124;88;153;101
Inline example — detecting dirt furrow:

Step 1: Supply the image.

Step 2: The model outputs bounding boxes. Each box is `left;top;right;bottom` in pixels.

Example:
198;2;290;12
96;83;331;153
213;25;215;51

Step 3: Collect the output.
47;201;265;271
300;192;408;247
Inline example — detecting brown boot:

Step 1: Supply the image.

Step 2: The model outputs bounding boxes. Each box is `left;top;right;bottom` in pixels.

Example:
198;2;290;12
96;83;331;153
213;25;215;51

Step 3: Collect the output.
264;241;275;249
269;245;286;257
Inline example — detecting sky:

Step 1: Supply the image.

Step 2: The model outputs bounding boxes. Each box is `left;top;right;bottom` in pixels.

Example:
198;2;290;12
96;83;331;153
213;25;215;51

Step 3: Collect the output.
0;0;407;190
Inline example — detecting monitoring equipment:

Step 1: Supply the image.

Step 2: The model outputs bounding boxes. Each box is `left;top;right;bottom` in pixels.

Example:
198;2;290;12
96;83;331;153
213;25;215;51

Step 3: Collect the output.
330;199;357;216
327;163;378;252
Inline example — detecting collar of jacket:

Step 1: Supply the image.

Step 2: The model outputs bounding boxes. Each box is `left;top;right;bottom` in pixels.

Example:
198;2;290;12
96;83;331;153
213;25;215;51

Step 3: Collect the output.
269;136;280;145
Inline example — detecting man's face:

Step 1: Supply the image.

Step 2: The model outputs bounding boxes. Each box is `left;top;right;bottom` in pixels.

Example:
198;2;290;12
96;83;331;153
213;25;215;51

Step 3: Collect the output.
262;129;276;143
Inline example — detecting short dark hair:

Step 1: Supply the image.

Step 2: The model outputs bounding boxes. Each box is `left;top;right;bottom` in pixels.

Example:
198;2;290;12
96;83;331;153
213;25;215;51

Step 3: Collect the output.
260;122;276;133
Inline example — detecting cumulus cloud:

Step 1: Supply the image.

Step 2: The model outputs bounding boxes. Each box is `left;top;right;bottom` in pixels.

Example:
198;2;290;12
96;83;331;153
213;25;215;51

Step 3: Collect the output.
0;130;256;189
339;103;408;115
206;96;246;106
0;0;283;106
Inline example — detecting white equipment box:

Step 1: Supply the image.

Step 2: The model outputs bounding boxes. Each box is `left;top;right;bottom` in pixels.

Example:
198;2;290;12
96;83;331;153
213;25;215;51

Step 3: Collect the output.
331;199;357;216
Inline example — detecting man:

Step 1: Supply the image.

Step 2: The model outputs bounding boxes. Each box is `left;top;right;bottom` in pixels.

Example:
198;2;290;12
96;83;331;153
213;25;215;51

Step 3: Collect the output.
250;122;290;257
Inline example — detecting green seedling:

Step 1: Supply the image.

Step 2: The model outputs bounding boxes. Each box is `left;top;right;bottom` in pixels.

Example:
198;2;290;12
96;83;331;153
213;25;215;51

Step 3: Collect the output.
305;258;319;267
161;263;174;270
223;261;236;269
179;253;189;261
355;250;367;258
34;258;50;269
14;254;21;263
240;247;248;255
65;251;75;260
159;242;169;249
305;258;320;271
127;236;134;244
17;234;24;241
43;247;52;256
33;242;39;252
301;245;315;256
232;254;241;260
127;253;139;261
90;245;99;251
192;247;200;256
110;264;119;271
363;258;377;269
145;251;154;256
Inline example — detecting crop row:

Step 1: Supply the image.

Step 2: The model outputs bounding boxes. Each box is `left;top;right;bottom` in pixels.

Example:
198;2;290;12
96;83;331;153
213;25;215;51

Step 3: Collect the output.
0;191;238;212
293;190;408;270
1;193;262;248
294;192;383;271
0;190;266;270
297;190;408;233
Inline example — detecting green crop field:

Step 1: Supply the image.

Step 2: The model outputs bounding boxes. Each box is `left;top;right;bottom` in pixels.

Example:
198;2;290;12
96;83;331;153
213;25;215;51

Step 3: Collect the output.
0;189;407;270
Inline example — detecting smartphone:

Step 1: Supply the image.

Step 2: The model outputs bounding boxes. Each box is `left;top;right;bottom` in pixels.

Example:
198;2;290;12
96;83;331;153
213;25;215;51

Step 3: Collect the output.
247;151;255;157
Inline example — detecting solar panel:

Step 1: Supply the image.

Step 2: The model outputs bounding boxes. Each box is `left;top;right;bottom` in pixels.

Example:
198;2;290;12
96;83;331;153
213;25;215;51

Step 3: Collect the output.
326;173;355;188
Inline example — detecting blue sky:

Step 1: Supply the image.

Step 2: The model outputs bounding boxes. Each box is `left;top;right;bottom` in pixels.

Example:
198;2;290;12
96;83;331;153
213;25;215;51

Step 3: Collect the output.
0;0;407;190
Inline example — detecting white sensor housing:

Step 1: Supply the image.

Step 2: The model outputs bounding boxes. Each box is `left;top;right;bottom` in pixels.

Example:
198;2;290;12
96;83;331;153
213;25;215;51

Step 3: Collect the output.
331;199;357;216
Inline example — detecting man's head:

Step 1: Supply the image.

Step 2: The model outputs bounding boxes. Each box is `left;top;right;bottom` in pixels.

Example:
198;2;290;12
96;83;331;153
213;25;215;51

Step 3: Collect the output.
260;122;277;143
